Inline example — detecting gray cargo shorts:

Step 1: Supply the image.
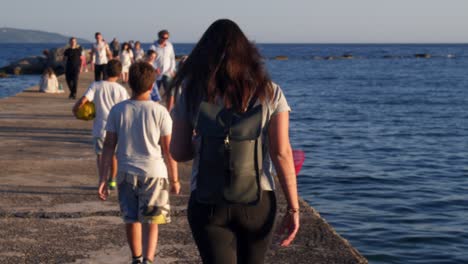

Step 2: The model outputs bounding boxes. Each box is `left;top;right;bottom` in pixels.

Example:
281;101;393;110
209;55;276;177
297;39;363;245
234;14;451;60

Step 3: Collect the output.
117;172;171;224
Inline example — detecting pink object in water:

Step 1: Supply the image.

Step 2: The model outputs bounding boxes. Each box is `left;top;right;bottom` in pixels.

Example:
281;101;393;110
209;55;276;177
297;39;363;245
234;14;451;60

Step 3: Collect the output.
293;149;305;175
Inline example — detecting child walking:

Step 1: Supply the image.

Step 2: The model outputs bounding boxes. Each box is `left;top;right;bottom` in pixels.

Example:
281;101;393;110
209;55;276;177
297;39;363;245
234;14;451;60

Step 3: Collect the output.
98;62;180;264
73;59;129;190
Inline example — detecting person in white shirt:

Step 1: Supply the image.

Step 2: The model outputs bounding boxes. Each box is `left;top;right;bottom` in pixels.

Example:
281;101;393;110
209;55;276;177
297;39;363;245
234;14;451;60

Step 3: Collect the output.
149;30;176;111
98;62;180;264
91;32;112;81
119;42;134;83
39;67;63;94
133;41;145;62
73;59;130;190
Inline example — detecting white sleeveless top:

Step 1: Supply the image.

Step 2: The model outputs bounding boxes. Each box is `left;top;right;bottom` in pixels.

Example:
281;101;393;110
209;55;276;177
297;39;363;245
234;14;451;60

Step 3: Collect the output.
93;42;109;65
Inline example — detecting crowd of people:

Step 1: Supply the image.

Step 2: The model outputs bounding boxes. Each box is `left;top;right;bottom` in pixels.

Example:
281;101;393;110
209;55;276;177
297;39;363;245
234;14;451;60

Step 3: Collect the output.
48;30;177;108
71;20;299;264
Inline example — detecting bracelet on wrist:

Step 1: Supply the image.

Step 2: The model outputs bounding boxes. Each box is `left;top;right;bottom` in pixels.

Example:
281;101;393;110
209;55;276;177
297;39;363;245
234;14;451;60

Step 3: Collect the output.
286;207;300;214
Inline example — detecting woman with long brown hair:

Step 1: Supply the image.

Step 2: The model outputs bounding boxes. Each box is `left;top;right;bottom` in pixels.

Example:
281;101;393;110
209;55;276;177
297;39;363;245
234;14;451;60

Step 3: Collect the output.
170;19;299;264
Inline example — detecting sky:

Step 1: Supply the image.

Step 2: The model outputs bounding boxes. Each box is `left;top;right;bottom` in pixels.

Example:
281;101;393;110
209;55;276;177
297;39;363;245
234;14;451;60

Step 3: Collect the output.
1;0;467;43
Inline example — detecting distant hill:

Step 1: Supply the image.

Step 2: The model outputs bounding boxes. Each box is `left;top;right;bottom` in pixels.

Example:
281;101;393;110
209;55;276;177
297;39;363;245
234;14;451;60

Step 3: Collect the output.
0;27;90;44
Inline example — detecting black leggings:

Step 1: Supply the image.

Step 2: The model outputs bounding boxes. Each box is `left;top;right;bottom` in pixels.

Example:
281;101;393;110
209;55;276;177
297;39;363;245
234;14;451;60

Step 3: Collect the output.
187;191;277;264
65;67;80;97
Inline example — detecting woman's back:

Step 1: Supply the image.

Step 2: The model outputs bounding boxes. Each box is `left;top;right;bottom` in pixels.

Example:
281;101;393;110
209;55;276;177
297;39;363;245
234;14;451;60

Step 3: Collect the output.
170;19;300;264
39;73;61;93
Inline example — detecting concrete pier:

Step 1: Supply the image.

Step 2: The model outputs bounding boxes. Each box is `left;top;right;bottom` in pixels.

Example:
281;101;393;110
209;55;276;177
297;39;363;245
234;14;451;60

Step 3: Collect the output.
0;72;367;263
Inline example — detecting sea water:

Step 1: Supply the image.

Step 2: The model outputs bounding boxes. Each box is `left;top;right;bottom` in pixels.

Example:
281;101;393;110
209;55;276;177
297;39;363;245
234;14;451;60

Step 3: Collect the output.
1;43;467;264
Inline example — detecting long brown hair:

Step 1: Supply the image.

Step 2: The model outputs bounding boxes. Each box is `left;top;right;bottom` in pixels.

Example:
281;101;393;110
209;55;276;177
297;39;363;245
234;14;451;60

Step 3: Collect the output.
172;19;273;113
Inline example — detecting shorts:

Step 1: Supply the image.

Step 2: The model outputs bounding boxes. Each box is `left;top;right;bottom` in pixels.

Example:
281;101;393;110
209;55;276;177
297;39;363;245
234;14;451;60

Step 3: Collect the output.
117;172;171;224
93;137;104;155
156;75;175;97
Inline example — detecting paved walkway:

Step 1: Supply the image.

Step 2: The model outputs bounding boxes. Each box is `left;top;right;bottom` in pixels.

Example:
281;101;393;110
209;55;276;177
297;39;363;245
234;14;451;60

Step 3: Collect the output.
0;72;367;263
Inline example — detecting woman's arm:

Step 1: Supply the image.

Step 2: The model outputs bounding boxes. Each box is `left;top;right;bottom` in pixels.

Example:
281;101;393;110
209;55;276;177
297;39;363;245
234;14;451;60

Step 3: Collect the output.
268;111;300;247
170;118;194;162
98;132;118;201
161;134;181;194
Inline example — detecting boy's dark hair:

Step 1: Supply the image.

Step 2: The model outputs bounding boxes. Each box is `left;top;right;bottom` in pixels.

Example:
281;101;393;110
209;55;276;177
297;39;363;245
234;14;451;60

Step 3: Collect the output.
158;30;169;39
106;59;122;77
129;62;156;95
147;49;156;56
95;32;101;38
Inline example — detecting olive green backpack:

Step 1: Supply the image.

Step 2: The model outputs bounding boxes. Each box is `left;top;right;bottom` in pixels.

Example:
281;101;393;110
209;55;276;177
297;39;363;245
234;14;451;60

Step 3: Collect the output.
195;99;263;205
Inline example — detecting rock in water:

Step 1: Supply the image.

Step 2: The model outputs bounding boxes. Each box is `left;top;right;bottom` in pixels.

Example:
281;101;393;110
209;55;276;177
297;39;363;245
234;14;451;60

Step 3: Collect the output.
0;45;90;75
414;53;431;58
0;56;47;75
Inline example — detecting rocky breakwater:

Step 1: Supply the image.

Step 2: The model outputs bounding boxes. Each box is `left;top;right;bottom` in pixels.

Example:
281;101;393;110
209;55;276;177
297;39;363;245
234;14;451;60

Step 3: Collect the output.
0;46;90;75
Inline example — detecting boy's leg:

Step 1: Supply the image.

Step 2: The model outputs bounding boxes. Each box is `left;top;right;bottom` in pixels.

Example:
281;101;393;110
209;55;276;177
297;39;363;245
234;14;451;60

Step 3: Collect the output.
119;173;143;261
108;155;118;190
94;137;104;180
126;223;143;258
96;154;102;175
139;177;171;262
142;223;159;262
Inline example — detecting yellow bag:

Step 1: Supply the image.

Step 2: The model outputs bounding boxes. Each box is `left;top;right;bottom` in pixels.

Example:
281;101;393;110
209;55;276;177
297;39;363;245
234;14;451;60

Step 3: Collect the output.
76;102;96;121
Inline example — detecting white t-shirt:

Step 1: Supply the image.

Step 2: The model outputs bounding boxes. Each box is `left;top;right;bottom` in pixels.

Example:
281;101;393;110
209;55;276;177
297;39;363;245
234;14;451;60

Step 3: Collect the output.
84;81;130;138
120;49;133;67
106;100;173;178
39;74;60;93
133;48;145;62
93;42;109;65
149;41;176;79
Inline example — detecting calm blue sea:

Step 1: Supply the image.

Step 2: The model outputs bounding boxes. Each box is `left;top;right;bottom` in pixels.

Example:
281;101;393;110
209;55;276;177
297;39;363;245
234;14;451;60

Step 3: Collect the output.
1;43;467;264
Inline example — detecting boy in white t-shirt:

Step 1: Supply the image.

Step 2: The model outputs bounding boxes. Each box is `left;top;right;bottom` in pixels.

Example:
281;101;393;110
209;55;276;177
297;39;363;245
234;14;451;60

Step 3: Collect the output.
98;62;180;264
73;60;130;190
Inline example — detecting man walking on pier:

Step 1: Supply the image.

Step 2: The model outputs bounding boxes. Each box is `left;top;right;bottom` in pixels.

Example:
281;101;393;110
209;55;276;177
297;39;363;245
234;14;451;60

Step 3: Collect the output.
149;30;176;111
91;32;112;81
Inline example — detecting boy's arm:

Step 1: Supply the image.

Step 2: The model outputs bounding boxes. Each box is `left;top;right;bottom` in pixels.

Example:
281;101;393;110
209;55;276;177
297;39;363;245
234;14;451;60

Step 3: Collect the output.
161;134;180;195
98;132;118;201
72;96;89;117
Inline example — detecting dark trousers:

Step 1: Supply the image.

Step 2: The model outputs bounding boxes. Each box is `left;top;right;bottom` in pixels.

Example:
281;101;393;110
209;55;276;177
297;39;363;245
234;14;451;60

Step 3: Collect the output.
94;64;107;81
187;191;277;264
65;67;80;97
